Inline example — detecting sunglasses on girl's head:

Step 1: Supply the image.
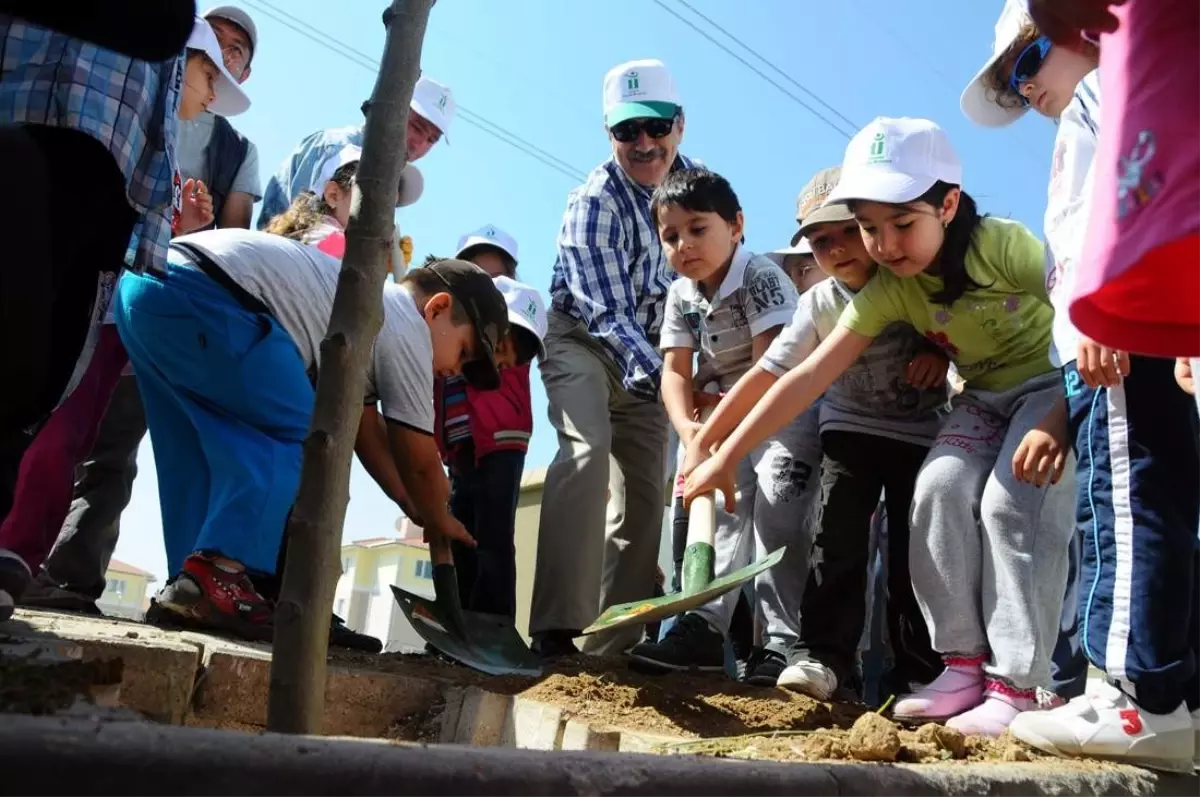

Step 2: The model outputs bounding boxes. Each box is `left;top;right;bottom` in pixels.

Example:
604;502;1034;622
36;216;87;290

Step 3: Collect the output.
1010;35;1052;103
609;116;676;143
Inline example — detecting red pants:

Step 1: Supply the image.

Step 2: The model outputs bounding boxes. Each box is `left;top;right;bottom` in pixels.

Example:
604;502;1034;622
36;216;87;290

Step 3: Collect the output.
0;326;127;570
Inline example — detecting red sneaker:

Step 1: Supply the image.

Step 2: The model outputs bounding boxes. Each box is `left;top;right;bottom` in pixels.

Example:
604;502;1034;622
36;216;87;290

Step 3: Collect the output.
148;553;273;642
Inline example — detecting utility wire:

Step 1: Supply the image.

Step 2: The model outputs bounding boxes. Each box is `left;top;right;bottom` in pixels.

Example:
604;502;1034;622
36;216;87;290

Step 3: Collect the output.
241;0;588;183
651;0;857;140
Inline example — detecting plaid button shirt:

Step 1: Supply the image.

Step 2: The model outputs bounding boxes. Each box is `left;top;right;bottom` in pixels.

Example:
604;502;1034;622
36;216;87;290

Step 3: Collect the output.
549;154;696;401
0;16;182;274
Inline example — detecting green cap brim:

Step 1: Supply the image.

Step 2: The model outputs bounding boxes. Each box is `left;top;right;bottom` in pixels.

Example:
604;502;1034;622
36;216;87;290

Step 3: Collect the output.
606;100;679;127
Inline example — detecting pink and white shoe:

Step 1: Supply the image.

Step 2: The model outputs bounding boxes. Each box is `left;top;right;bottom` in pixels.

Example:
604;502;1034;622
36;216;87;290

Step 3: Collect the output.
893;655;986;723
947;680;1038;738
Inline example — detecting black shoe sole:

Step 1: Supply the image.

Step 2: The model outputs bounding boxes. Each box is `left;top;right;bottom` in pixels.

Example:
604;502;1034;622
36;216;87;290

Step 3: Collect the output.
329;629;382;654
627;652;725;675
147;598;273;644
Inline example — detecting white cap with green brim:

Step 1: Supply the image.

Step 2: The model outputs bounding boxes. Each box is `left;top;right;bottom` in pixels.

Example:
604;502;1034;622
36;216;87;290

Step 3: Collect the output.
603;58;680;127
825;116;963;207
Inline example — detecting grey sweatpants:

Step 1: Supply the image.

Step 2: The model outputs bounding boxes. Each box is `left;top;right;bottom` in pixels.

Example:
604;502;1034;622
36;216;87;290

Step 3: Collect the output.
530;312;668;655
692;403;822;653
909;371;1076;691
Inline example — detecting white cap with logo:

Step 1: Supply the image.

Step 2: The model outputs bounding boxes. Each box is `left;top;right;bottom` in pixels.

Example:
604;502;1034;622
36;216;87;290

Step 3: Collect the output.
961;0;1035;127
185;16;251;117
825;117;962;206
314;145;424;208
493;276;548;360
410;76;455;140
602;58;680;127
455;224;519;265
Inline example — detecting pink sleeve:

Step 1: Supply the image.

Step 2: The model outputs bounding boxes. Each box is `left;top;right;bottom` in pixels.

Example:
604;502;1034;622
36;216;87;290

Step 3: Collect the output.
316;231;346;259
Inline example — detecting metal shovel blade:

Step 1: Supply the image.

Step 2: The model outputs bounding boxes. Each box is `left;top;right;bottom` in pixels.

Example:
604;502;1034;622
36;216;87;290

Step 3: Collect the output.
389;584;543;677
581;546;787;636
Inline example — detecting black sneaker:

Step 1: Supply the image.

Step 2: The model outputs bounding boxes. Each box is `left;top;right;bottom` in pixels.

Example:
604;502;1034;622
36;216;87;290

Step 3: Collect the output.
0;553;32;622
530;629;580;659
743;647;787;687
627;613;725;674
329;613;381;653
18;577;102;616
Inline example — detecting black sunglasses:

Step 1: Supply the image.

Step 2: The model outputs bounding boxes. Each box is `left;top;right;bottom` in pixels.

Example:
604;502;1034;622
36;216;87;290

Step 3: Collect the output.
610;116;676;143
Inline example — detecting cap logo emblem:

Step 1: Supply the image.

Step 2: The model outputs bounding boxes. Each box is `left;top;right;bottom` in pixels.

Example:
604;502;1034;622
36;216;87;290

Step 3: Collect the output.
867;132;889;164
626;71;639;91
522;299;538;323
437;91;449;111
484;226;497;238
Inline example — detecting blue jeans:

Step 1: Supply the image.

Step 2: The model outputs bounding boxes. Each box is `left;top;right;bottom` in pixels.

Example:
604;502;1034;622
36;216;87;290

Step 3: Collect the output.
113;263;313;576
1065;356;1200;713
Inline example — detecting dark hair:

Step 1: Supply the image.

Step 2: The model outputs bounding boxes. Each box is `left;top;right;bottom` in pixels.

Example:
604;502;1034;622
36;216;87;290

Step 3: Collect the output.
510;326;539;365
265;161;358;241
847;181;988;305
650;168;742;227
400;262;471;325
916;181;989;305
459;243;517;278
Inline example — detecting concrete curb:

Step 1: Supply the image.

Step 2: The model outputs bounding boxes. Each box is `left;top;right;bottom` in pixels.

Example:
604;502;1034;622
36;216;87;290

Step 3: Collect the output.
1;712;1194;796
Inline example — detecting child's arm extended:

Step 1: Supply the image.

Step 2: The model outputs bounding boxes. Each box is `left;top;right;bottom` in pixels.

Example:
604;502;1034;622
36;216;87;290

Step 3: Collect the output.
662;348;702;446
384;421;476;548
354;403;425;525
1012;393;1070;487
685;326;873;510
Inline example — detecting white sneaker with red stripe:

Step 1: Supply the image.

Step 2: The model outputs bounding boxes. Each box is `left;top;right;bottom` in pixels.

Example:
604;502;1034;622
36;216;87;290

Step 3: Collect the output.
1009;681;1194;774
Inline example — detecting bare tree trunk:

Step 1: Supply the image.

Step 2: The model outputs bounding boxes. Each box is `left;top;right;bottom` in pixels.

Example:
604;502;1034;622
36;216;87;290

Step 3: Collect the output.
266;0;434;735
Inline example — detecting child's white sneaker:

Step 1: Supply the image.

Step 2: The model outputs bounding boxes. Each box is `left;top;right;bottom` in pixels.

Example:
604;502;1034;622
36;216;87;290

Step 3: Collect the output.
1009;681;1194;774
777;657;838;701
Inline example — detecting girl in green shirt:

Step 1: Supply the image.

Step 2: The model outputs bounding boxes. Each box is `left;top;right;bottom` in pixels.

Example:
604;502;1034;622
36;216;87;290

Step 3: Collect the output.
682;116;1076;738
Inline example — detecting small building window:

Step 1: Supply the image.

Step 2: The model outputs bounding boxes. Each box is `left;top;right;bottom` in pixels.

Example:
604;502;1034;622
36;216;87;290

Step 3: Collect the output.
414;560;433;580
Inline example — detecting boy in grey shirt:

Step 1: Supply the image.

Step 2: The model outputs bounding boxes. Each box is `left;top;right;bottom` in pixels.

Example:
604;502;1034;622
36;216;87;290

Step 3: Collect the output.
627;169;821;684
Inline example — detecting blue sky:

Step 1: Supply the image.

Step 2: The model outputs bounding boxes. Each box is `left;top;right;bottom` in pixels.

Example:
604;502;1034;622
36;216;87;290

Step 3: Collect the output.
114;0;1055;581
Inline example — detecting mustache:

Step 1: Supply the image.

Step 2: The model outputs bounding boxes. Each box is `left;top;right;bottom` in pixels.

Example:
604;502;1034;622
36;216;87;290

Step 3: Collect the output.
628;146;666;163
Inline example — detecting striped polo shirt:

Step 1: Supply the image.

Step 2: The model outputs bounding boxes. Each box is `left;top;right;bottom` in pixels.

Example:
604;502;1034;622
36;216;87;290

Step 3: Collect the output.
660;246;798;391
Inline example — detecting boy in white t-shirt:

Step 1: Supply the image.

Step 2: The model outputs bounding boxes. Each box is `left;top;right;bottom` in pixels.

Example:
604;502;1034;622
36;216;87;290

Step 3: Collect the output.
110;228;509;640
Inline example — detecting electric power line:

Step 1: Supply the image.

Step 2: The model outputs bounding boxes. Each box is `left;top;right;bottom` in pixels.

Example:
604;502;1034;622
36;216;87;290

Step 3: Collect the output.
240;0;588;184
651;0;858;140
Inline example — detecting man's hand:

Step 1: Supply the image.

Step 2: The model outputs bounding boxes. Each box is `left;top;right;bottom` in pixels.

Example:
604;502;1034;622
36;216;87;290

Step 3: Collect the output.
1175;358;1195;396
177;178;213;233
1077;337;1130;389
681;430;716;478
400;235;414;266
1012;400;1069;487
907;351;950;389
1027;0;1125;46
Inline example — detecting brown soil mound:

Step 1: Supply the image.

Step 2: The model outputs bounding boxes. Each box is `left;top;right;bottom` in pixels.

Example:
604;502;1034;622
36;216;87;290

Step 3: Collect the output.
0;653;123;715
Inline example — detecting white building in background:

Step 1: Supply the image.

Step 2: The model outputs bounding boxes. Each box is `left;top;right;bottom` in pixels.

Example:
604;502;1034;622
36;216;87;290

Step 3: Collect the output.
98;559;157;620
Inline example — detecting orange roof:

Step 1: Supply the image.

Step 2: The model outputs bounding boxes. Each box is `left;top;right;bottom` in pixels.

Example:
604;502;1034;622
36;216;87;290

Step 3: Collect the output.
106;558;157;582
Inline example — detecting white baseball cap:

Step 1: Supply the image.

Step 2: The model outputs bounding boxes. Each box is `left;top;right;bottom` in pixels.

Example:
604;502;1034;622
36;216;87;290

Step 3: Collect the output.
455;224;519;265
493;276;547;361
603;59;681;127
961;0;1034;127
313;145;424;208
202;5;258;58
770;238;813;258
825;117;963;206
185;16;251;117
410;76;455;140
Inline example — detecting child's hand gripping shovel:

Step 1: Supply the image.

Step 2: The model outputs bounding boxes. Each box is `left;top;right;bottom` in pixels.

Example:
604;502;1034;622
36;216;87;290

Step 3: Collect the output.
389;531;543;677
581;403;787;637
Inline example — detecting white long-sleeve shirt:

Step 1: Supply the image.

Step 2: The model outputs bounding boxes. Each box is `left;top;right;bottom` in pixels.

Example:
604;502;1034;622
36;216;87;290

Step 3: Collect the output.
1044;70;1102;367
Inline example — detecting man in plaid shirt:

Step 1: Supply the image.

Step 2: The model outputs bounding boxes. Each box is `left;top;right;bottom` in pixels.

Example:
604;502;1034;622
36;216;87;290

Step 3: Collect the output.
530;58;696;657
0;12;186;534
